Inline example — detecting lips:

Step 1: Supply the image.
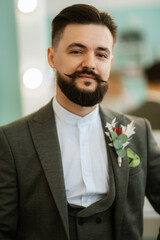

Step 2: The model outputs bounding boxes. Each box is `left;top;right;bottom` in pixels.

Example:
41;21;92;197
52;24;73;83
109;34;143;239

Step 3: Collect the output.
79;74;95;81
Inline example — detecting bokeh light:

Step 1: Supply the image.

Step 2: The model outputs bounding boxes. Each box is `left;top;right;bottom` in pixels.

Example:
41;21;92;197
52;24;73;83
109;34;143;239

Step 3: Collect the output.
18;0;38;13
23;68;43;89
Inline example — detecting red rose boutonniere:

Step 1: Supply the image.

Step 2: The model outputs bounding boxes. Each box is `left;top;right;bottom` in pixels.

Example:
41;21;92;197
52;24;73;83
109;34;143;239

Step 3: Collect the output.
105;118;135;167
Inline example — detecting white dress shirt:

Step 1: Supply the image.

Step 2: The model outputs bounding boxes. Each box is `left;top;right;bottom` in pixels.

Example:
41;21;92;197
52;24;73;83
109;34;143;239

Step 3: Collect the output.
53;98;109;207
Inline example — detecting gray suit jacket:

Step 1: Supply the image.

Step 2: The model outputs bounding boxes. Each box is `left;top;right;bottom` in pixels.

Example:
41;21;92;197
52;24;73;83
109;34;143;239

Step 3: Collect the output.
0;100;160;240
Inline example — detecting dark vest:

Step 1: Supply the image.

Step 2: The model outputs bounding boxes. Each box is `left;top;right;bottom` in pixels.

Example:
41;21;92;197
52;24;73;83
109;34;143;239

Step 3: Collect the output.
68;157;116;240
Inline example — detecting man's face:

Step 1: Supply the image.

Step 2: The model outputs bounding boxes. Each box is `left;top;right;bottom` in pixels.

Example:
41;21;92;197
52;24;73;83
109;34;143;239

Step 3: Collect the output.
48;24;114;106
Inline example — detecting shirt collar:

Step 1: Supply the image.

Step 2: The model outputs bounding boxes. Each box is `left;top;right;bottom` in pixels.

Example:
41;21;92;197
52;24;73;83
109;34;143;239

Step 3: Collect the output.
53;97;99;126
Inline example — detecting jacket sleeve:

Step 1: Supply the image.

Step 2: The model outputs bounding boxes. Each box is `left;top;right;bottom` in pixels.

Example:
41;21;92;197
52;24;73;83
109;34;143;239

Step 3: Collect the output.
145;120;160;214
0;128;18;239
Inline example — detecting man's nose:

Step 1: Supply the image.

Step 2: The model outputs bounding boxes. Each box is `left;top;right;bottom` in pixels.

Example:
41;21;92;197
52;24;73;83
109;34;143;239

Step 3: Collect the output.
81;53;96;70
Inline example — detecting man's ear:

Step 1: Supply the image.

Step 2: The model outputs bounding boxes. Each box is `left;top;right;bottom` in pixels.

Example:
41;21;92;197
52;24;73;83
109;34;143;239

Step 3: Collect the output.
111;55;114;66
47;47;55;69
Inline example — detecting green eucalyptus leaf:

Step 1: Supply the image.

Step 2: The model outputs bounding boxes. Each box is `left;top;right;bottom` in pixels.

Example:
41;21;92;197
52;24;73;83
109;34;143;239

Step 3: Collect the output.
113;139;123;150
110;131;117;141
116;148;126;157
118;134;128;144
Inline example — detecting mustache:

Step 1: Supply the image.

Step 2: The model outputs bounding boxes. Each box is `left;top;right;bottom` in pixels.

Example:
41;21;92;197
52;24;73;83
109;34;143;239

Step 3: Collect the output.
64;69;107;84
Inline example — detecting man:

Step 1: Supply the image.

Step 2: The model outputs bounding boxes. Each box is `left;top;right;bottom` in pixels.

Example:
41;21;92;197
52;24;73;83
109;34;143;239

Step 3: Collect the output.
129;61;160;130
0;4;160;240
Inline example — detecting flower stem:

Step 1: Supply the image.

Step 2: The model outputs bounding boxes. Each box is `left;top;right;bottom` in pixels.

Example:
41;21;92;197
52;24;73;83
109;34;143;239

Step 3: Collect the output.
117;156;122;167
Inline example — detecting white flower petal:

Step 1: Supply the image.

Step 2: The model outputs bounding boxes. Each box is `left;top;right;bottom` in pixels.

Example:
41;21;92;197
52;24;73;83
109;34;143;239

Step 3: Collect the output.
108;143;113;147
121;125;126;134
124;121;135;138
123;141;129;148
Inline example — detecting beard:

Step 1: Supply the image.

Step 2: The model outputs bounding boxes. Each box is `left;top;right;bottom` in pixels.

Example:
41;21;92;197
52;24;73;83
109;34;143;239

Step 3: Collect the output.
56;68;108;107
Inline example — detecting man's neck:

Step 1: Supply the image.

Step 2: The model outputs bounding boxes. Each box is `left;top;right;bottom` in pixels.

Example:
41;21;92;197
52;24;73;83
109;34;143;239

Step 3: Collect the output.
56;86;97;117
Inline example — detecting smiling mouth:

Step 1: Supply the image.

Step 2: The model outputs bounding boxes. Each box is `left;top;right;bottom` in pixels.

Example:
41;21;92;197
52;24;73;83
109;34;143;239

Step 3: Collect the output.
79;74;96;81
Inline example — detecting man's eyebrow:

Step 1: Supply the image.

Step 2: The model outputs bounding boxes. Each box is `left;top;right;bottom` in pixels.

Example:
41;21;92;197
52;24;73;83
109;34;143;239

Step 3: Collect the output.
66;43;86;50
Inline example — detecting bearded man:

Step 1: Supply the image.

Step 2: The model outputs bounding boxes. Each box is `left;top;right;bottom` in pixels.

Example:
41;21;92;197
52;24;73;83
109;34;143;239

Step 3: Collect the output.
0;4;160;240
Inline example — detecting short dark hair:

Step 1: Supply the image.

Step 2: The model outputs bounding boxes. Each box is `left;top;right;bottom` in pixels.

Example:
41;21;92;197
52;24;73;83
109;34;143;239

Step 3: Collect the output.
51;4;117;48
145;61;160;84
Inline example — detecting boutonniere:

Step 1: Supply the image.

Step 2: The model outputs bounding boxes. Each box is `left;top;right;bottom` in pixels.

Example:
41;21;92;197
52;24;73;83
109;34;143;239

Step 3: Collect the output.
105;118;135;167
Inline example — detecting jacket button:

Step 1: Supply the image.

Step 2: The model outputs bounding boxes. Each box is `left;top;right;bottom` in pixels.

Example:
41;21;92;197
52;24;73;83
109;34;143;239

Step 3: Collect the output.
78;218;84;225
96;217;102;224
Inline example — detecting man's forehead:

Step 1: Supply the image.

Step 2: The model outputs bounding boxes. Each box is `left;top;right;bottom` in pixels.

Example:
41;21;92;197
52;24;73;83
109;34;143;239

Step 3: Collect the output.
59;23;113;49
62;23;111;36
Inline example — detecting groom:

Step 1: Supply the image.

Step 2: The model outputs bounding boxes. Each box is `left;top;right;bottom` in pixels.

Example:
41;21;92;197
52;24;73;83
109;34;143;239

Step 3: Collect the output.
0;4;160;240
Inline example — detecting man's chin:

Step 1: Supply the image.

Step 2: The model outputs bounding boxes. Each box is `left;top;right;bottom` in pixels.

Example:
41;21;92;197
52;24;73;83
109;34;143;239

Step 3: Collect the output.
74;83;97;93
67;89;103;107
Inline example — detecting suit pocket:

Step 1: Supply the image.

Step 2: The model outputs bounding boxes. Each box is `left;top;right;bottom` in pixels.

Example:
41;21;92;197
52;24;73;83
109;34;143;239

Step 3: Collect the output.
129;162;142;176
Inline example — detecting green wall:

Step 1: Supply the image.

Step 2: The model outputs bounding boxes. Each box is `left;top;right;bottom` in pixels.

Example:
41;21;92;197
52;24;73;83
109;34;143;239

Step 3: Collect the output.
109;5;160;67
0;0;21;126
110;6;160;49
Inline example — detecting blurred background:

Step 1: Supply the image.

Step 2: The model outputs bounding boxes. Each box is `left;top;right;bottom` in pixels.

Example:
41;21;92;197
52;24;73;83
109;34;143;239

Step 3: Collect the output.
0;0;160;239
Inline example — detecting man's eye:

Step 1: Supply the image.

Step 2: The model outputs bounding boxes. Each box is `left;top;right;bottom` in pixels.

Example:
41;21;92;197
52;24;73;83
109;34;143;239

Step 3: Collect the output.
97;53;108;59
70;50;82;54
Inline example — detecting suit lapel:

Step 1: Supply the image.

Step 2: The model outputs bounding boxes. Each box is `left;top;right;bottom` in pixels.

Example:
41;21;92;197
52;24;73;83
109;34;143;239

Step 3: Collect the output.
28;101;69;240
100;107;129;239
